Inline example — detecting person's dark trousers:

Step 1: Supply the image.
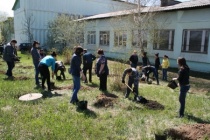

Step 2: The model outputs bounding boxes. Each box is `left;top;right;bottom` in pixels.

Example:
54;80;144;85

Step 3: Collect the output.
56;68;66;80
34;62;40;85
162;68;168;81
6;61;15;77
83;63;93;82
99;73;107;91
131;63;137;68
38;64;51;91
153;69;159;84
179;85;190;117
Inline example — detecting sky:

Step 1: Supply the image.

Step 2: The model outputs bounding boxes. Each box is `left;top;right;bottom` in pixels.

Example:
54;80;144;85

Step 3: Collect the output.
0;0;191;17
0;0;16;17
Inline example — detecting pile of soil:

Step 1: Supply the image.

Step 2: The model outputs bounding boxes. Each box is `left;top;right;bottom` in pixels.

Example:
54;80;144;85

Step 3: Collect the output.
15;76;30;80
0;70;5;74
54;85;94;90
17;65;33;69
93;94;118;108
143;100;165;110
167;124;210;140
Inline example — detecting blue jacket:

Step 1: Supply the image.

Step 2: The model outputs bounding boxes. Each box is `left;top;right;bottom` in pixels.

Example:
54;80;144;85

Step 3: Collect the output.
69;53;82;77
83;52;96;64
39;56;56;71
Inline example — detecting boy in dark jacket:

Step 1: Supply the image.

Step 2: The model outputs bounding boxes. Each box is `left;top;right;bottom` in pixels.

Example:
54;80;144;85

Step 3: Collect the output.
140;65;159;85
122;67;139;100
3;39;18;79
83;49;96;83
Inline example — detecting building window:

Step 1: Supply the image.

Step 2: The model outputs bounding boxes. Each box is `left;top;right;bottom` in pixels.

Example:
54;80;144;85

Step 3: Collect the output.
114;31;127;47
132;30;147;49
153;30;174;51
182;29;209;53
100;31;110;46
87;31;96;45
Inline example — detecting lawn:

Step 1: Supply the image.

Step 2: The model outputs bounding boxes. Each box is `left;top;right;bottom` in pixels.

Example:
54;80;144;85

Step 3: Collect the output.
0;52;210;140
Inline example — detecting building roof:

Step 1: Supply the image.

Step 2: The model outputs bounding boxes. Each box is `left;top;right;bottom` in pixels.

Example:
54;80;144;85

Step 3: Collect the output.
80;0;210;21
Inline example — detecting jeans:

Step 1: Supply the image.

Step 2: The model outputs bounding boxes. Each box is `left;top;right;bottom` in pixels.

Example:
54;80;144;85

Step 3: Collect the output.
162;68;168;81
6;61;15;77
34;63;40;85
146;69;159;84
179;85;190;116
71;75;80;103
38;64;51;91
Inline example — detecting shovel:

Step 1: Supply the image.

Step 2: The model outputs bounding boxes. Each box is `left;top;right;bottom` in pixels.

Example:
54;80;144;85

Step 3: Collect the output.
124;83;148;104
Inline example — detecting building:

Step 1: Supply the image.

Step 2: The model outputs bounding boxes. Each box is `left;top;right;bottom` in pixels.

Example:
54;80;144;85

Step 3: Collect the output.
81;0;210;72
12;0;136;45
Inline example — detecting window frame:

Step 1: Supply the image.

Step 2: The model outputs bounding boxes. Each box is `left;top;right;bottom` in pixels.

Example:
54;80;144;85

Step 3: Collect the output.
114;30;127;47
182;29;210;54
87;31;96;45
153;29;175;51
99;31;110;46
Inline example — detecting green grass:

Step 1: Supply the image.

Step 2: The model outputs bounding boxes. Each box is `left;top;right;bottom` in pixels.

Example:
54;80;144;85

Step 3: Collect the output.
0;52;210;140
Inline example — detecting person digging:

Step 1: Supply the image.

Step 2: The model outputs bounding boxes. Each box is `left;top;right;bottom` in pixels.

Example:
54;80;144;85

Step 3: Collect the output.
54;61;66;80
122;67;140;101
139;65;159;85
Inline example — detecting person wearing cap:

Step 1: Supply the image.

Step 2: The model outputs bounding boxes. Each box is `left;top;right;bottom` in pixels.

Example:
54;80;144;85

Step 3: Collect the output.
96;49;109;91
3;39;18;79
82;49;96;83
129;50;138;68
38;52;57;91
161;55;170;81
122;67;140;100
31;41;41;86
69;46;85;104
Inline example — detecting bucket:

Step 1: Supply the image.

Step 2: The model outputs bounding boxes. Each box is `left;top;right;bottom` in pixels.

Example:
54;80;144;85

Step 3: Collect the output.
77;100;88;110
167;80;178;89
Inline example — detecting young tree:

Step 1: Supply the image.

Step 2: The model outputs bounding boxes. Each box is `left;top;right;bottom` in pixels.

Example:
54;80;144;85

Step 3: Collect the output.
47;14;85;49
22;11;35;43
0;17;14;43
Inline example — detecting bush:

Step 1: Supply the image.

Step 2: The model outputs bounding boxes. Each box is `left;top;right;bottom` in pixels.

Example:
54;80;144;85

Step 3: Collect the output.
62;47;74;65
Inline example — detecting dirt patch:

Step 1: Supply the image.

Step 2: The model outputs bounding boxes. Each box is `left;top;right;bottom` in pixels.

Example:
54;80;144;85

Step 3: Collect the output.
167;124;210;140
15;76;30;80
53;85;94;90
93;94;118;108
143;100;165;110
16;65;33;69
0;70;5;74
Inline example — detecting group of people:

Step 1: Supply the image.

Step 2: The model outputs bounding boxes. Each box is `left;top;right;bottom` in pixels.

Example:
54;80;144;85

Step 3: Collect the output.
2;39;190;118
127;50;190;118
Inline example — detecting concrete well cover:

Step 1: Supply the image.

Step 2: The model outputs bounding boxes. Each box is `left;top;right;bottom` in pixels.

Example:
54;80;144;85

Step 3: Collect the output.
19;93;43;101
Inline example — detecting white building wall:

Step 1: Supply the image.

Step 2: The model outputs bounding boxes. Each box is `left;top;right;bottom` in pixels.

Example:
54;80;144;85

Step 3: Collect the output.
84;8;210;72
13;0;136;45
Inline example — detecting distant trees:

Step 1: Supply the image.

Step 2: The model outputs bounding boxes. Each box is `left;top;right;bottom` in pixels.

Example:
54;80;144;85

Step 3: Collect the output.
0;12;14;43
47;14;85;48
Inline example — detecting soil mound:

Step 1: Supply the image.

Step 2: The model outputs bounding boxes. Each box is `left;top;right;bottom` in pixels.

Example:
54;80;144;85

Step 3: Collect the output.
143;100;165;110
15;76;30;80
167;124;210;140
93;94;118;108
17;65;33;69
0;70;5;74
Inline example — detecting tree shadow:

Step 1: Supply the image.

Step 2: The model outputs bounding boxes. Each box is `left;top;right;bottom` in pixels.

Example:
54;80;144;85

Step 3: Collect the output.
41;91;62;98
86;82;98;88
186;114;210;124
76;108;97;119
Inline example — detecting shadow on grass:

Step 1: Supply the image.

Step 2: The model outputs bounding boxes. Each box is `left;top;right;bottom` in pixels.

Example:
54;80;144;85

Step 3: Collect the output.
76;108;97;119
41;91;62;98
85;82;98;88
186;114;210;124
101;91;118;98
